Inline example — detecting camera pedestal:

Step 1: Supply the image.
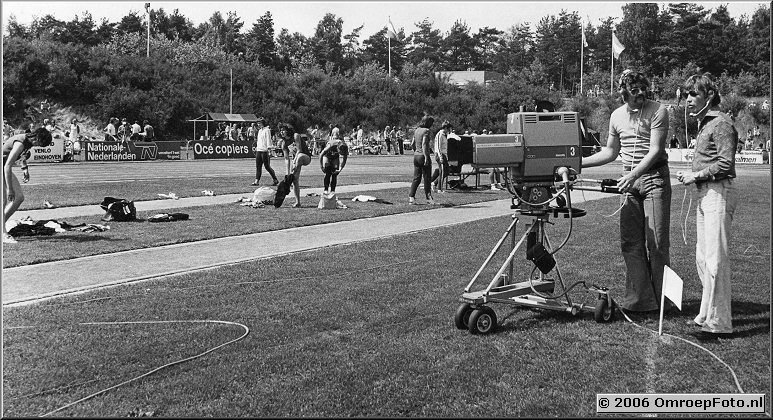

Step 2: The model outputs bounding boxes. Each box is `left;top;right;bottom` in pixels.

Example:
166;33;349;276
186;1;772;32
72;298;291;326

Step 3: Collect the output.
455;207;615;335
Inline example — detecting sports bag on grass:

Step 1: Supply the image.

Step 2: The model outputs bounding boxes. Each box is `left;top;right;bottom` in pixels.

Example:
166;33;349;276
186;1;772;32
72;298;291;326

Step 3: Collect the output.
274;174;294;208
100;197;137;221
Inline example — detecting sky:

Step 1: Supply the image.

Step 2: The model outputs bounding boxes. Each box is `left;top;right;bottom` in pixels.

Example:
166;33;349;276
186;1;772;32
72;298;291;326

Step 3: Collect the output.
2;1;767;39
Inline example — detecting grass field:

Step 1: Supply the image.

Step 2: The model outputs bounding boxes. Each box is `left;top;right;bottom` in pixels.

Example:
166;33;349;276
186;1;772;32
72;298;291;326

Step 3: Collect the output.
2;162;770;417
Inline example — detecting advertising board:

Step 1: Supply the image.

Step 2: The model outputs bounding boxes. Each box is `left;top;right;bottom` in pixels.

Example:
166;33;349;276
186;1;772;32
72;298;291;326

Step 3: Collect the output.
191;140;254;159
29;137;65;163
82;141;158;161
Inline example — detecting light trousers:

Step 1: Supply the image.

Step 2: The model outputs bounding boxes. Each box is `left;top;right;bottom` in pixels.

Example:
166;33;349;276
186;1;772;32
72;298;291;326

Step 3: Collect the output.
694;178;739;333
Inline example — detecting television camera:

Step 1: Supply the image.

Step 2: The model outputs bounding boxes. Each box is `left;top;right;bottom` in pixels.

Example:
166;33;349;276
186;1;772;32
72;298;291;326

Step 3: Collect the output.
454;111;622;334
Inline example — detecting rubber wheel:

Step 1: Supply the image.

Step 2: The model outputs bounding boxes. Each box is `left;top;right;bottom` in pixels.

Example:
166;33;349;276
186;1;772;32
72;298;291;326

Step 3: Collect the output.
468;307;497;334
454;303;473;330
594;296;615;323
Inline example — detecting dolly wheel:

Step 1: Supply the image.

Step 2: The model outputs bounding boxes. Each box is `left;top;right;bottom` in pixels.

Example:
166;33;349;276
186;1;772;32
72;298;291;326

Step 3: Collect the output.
454;303;473;330
468;307;497;335
593;296;615;323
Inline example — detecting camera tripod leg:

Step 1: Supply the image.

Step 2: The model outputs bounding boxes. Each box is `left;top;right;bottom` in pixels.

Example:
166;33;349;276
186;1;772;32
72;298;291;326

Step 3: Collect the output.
540;230;572;307
463;216;520;293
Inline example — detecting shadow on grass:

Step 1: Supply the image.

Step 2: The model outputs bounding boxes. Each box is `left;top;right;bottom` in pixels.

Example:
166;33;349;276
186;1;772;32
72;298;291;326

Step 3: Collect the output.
617;300;771;339
494;306;588;332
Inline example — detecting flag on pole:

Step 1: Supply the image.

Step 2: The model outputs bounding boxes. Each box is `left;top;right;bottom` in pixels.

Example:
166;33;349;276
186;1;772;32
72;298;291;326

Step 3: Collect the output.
386;17;399;40
662;265;683;310
658;264;683;335
581;22;588;48
612;31;625;59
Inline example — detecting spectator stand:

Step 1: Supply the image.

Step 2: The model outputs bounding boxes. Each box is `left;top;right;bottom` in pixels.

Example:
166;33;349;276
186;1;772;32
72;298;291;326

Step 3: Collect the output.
187;112;259;143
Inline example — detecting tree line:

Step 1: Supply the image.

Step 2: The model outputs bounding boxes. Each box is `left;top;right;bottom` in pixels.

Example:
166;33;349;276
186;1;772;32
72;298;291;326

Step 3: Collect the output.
3;3;769;141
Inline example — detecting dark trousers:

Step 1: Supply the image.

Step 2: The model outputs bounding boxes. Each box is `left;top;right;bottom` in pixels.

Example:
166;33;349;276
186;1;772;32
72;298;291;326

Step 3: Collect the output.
409;155;432;198
255;151;278;182
619;165;671;311
431;153;449;189
323;156;341;192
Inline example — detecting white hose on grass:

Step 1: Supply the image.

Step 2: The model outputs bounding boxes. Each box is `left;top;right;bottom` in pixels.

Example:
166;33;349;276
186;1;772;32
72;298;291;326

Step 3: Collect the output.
40;319;249;417
618;307;744;394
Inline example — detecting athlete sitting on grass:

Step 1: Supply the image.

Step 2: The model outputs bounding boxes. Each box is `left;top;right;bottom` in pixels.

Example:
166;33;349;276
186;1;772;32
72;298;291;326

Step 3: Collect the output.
3;128;53;244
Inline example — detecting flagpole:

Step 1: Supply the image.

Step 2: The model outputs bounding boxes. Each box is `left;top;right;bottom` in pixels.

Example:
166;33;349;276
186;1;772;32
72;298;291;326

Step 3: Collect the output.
610;32;614;95
388;35;391;78
658;286;666;336
580;30;584;96
146;4;150;57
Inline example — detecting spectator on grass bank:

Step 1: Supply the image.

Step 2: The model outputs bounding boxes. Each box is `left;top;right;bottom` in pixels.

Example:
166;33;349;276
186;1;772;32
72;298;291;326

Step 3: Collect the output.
43;118;56;132
396;126;405;154
104;118;117;141
356;125;364;149
247;123;257;144
281;123;312;208
117;118;130;141
69;118;80;144
141;120;154;142
669;134;679;149
252;117;279;187
311;124;323;155
676;73;739;340
762;100;769;111
744;130;754;150
319;130;349;194
581;69;671;314
431;120;452;193
131;120;142;140
277;123;294;176
408;115;435;205
3;128;53;244
331;123;341;140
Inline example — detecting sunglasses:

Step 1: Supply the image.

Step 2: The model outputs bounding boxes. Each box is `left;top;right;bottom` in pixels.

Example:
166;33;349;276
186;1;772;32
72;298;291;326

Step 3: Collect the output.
680;90;699;98
628;87;646;95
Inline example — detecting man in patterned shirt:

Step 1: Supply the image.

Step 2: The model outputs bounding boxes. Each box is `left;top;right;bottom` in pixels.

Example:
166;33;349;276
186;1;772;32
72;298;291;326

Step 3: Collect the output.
582;70;671;314
676;73;738;340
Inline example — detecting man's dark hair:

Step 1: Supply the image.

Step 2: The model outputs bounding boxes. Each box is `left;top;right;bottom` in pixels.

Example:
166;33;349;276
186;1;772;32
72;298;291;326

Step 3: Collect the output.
28;127;52;147
618;70;650;99
419;115;435;128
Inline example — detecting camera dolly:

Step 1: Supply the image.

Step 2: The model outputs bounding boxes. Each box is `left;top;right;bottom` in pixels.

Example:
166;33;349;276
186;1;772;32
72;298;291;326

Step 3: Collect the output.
454;167;617;334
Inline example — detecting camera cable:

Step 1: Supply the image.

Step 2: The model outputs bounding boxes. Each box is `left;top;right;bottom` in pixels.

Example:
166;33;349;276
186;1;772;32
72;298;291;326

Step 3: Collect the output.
40;319;250;417
617;307;744;394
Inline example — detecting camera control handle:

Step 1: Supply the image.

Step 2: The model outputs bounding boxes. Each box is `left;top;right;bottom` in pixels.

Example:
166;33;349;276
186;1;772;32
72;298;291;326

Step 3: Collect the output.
556;166;571;184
